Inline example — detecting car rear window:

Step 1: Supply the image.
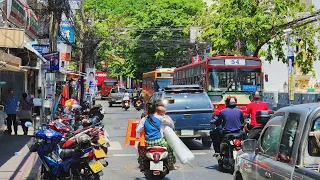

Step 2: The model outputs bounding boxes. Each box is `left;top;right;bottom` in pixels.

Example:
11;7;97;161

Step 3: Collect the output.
164;92;213;111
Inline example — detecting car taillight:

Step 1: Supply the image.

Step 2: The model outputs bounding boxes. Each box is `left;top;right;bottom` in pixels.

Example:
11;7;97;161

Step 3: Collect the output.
233;139;242;147
214;104;219;109
149;148;166;153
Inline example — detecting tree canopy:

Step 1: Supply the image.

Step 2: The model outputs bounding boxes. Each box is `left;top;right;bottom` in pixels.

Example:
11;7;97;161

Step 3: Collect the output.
198;0;320;74
84;0;205;79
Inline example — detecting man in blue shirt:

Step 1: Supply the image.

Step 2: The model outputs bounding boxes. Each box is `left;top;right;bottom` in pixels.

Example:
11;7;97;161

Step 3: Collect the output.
4;88;18;135
211;96;244;154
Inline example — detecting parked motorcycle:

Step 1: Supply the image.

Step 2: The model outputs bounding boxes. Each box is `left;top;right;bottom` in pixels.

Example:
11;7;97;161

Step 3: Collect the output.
27;125;105;179
122;100;130;111
142;146;170;179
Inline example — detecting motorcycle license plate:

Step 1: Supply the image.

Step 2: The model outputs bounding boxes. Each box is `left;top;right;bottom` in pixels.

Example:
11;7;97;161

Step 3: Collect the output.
233;150;239;159
89;161;104;173
125;103;129;106
150;161;163;171
98;137;107;145
94;148;107;158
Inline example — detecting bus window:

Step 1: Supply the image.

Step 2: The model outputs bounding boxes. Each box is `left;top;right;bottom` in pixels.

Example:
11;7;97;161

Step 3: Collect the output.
208;68;261;91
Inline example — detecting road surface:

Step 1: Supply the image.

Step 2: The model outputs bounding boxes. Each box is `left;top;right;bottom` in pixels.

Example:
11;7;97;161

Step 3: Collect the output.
99;100;233;180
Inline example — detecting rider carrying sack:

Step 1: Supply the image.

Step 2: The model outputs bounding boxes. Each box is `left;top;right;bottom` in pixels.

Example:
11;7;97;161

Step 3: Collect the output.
211;96;244;154
136;102;176;171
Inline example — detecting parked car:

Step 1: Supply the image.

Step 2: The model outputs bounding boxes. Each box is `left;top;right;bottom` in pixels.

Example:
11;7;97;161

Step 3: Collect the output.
108;87;126;107
147;85;213;147
234;103;320;180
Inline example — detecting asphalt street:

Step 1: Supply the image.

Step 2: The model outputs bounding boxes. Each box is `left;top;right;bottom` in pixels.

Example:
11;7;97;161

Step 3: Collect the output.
99;100;233;180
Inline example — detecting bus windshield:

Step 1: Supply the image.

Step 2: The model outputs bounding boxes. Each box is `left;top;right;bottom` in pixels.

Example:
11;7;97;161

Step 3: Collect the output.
208;68;261;91
156;79;172;90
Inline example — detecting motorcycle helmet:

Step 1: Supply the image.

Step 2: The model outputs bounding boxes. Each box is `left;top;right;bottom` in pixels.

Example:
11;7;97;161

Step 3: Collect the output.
225;96;237;107
76;134;92;149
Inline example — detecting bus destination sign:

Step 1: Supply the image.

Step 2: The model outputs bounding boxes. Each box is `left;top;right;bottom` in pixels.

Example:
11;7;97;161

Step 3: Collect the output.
225;59;246;65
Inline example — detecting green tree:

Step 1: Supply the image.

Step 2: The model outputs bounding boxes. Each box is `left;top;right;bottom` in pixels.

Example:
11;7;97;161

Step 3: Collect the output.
84;0;205;79
199;0;320;74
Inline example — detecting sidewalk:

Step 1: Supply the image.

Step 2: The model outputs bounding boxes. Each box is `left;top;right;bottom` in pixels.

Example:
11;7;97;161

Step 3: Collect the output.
0;126;41;180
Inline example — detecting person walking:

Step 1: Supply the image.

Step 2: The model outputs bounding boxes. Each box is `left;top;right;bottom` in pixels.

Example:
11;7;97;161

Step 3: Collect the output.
4;88;18;135
18;93;34;135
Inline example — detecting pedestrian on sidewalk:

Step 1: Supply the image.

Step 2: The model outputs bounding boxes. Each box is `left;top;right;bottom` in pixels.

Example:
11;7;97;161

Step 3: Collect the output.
4;88;18;135
18;93;34;135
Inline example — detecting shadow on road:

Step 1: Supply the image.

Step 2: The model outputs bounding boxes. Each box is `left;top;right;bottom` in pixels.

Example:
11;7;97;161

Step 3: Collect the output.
206;164;233;174
0;134;30;167
133;177;171;180
182;139;212;150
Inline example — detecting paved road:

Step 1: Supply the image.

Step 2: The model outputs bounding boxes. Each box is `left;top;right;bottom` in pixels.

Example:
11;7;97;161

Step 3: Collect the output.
99;100;233;180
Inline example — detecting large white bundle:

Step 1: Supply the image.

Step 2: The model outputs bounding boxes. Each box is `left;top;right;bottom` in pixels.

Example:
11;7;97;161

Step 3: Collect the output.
163;126;194;164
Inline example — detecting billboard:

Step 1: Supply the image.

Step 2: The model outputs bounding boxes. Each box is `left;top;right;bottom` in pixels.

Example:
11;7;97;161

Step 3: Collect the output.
42;52;60;71
58;24;75;43
85;68;96;97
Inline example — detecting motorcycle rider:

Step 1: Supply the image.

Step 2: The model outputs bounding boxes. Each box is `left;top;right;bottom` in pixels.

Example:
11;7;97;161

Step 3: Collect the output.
211;96;244;155
245;91;269;139
122;90;130;106
136;101;177;171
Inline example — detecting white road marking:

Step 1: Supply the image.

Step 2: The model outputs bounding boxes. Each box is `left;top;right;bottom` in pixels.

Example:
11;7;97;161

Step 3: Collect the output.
108;141;123;150
113;154;137;157
192;152;207;155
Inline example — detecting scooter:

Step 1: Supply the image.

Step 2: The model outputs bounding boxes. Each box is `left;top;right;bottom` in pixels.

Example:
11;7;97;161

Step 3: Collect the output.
216;130;245;171
122;100;130;111
28;125;105;179
134;99;144;111
142;146;170;179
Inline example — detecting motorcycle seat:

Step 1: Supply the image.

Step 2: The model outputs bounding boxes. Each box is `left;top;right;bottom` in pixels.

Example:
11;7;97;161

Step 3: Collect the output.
223;133;243;140
146;146;167;151
59;149;79;159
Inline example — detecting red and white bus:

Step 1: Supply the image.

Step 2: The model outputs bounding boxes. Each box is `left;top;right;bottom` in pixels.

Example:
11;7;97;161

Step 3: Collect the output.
173;55;264;115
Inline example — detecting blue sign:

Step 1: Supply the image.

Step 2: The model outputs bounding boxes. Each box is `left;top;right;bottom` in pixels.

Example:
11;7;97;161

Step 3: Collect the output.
32;44;49;54
43;52;60;71
242;85;257;92
58;24;75;43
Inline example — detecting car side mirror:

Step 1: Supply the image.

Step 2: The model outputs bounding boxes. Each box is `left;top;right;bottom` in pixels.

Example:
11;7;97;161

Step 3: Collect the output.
242;139;258;153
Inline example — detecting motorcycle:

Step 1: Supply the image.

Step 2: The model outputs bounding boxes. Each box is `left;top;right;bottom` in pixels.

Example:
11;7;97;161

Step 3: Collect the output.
122;100;130;111
246;110;272;140
27;124;105;179
211;116;245;171
134;99;143;111
216;130;245;171
142;146;170;179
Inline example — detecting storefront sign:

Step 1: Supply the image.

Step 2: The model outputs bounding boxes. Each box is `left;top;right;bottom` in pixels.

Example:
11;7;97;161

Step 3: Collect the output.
58;24;75;43
45;73;56;99
32;44;49;54
7;0;27;29
26;9;38;40
43;52;60;71
85;68;96;97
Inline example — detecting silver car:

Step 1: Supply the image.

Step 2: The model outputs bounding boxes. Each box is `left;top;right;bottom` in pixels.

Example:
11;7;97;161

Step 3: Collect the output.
234;103;320;180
